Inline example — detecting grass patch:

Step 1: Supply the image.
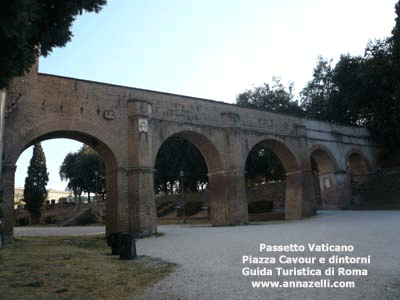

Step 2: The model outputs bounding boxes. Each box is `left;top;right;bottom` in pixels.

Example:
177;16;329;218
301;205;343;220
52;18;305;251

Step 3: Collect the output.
0;235;176;300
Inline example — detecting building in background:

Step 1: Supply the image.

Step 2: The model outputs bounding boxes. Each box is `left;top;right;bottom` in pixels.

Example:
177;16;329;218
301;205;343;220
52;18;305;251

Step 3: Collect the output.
47;189;73;204
14;187;24;208
14;187;73;208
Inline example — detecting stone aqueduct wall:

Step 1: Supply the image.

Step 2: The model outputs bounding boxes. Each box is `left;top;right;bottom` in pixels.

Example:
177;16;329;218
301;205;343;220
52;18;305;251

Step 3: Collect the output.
0;65;379;242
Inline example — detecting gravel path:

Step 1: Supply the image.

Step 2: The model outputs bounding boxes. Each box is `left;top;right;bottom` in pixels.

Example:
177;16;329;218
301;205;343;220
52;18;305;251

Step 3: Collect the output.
134;211;400;300
14;211;400;299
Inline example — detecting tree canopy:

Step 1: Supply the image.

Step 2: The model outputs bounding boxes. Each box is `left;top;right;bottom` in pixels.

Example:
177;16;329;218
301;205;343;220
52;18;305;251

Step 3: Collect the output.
24;143;49;224
59;145;105;203
300;56;340;122
237;1;400;152
300;36;400;148
154;137;208;194
245;145;285;187
0;0;107;88
236;77;303;115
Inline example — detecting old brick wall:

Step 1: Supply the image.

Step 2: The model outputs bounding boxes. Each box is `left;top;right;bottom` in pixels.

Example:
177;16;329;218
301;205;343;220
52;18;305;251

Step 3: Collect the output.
1;66;379;241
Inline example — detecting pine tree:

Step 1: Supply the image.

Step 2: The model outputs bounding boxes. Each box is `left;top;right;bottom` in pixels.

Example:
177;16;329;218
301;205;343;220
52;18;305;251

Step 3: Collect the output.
24;143;49;224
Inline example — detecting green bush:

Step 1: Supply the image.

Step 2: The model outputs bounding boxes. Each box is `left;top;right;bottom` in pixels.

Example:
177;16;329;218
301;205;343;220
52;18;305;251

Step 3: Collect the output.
182;201;203;217
248;200;273;214
16;217;30;226
157;201;176;217
76;211;96;225
43;214;58;225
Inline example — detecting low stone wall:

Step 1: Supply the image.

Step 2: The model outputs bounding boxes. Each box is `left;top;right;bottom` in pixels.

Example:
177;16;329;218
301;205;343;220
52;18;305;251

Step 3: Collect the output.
245;182;285;210
248;212;285;222
155;191;210;207
15;202;105;226
156;183;285;212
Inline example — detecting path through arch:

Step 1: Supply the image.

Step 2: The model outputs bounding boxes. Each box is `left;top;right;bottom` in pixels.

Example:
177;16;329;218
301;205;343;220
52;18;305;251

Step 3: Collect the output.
4;130;119;239
245;139;302;220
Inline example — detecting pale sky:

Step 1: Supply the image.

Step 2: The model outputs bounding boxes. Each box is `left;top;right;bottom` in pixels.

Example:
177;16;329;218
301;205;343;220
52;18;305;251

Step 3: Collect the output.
15;0;398;191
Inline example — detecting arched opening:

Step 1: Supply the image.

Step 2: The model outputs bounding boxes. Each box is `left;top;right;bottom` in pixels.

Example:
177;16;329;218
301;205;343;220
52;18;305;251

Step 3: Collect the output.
245;139;301;220
245;144;285;220
6;130;118;237
154;136;209;222
310;148;337;209
154;131;235;226
15;139;80;225
348;152;369;189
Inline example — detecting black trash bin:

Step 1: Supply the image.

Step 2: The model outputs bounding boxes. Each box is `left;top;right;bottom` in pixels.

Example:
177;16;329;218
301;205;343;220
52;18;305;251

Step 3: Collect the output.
119;233;137;260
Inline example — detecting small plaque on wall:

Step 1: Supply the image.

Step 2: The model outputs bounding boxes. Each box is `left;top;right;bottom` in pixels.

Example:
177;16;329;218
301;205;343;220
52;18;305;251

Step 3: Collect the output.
103;110;115;120
138;118;148;132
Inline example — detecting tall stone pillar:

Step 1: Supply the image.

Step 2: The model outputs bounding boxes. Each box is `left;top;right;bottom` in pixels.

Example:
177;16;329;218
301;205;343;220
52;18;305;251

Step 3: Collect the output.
300;169;317;217
208;116;248;226
285;170;303;220
288;125;316;219
285;168;316;219
1;164;16;243
127;99;156;237
208;169;248;226
105;167;122;237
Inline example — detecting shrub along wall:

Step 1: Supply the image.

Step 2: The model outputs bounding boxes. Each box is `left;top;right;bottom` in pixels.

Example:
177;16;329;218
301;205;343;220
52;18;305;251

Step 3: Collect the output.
155;182;285;213
155;191;210;207
246;181;285;210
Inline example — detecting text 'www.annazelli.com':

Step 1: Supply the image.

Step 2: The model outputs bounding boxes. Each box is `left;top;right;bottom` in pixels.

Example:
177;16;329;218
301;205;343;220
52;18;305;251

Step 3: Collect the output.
251;280;355;288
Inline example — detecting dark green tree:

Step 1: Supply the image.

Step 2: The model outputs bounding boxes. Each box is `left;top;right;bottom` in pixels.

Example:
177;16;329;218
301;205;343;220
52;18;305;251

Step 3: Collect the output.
300;56;339;122
0;0;107;88
237;1;400;153
236;77;303;115
60;145;105;204
154;137;208;194
300;41;396;128
245;145;285;187
391;1;400;72
334;40;394;126
60;152;83;202
79;146;105;201
300;1;400;151
23;143;49;224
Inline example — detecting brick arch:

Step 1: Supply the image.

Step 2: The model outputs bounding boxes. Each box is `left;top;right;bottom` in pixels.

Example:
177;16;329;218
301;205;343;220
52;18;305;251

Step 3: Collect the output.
244;138;303;220
154;130;224;174
3;64;379;243
310;145;339;209
4;116;121;169
153;130;232;225
245;138;300;173
347;148;370;187
310;144;338;175
4;124;121;238
8;130;118;170
346;147;372;172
